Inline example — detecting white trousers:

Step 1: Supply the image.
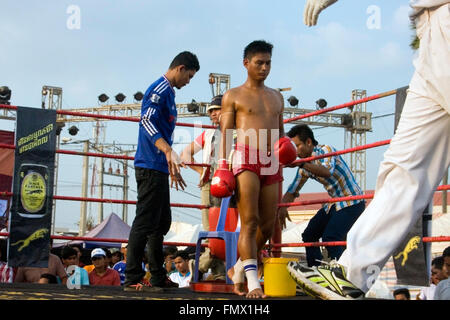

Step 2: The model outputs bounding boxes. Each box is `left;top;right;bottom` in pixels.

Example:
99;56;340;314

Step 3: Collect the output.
338;4;450;293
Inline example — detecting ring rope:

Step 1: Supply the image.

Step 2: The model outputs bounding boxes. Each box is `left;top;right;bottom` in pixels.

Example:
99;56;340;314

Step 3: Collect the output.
1;185;448;209
0;139;392;168
1;91;448;252
0;104;216;129
0;89;396;129
0;232;447;248
283;89;397;124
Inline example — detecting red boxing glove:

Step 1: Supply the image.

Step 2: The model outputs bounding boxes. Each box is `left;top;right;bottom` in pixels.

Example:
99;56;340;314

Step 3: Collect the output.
274;136;297;165
210;159;235;198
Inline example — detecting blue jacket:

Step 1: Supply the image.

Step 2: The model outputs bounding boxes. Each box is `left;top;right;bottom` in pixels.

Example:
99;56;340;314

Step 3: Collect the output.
134;75;177;174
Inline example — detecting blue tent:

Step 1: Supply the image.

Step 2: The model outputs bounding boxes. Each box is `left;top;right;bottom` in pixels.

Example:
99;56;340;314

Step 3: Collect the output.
69;213;130;249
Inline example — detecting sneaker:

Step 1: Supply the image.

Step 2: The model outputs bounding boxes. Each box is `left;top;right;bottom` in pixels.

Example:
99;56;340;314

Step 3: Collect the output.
287;260;364;300
295;284;307;296
124;281;164;293
153;277;179;288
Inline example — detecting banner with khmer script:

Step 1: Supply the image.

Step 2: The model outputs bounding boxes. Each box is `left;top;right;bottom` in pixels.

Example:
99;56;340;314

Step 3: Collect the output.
8;107;56;268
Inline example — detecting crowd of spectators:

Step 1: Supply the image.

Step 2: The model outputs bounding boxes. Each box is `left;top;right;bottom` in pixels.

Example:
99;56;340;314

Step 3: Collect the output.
0;236;449;300
0;238;200;289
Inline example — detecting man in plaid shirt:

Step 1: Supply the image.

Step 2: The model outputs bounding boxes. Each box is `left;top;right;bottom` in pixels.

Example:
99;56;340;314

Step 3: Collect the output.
278;124;365;267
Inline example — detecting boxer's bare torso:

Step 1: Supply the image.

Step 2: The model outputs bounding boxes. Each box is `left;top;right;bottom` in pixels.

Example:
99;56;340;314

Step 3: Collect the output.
219;51;285;299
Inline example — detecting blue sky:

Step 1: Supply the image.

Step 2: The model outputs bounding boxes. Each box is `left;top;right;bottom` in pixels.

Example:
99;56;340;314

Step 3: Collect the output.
1;1;416;230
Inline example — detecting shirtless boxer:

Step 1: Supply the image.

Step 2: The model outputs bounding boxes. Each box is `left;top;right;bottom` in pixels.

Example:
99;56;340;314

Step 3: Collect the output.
210;40;296;299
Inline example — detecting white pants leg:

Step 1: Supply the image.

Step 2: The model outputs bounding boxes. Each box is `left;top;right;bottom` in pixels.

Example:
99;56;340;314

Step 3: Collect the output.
338;4;450;293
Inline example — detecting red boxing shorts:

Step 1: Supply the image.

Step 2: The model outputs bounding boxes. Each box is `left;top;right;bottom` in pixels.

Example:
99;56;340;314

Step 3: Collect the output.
231;143;283;186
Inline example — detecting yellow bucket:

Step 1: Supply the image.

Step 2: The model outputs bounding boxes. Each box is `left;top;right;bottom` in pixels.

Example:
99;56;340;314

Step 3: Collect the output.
263;257;297;297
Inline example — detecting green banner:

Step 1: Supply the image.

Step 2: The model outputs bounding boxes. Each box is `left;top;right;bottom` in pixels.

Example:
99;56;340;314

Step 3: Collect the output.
7;107;56;268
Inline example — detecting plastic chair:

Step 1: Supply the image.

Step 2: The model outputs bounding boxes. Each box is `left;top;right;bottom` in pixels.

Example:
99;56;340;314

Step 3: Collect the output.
193;195;240;284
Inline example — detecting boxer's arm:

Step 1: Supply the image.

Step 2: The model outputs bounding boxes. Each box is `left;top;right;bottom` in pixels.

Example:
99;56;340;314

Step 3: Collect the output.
211;91;236;198
278;90;285;137
219;91;236;162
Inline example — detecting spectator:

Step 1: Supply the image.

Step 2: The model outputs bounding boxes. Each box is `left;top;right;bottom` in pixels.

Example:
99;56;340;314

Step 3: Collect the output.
110;248;122;266
14;252;67;284
0;239;15;283
61;246;89;286
393;288;411;300
279;124;365;267
83;262;95;274
103;248;113;268
88;248;120;286
417;256;445;300
113;243;128;285
163;246;177;275
179;95;227;281
180;95;222;232
434;246;450;300
38;273;57;284
70;244;85;267
0;218;8;240
168;251;191;288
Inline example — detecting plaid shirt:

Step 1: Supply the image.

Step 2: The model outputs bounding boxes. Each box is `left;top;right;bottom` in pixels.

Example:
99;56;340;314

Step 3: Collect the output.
287;144;363;212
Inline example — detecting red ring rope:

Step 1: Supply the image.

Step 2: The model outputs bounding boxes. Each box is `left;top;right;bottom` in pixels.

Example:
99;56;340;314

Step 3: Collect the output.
1;186;448;208
0;233;447;248
0;104;216;129
283;89;397;124
1;92;448;252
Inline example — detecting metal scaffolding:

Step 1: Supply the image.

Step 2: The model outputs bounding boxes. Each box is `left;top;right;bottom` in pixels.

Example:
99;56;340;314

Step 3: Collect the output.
344;89;372;191
2;75;374;234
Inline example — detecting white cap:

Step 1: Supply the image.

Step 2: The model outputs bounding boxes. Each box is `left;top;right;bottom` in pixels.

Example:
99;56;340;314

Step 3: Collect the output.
91;248;106;258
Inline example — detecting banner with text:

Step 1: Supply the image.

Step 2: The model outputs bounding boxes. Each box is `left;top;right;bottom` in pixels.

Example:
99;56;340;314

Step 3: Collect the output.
8;107;56;268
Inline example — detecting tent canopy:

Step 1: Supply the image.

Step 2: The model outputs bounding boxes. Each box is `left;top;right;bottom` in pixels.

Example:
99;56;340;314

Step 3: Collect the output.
63;213;130;249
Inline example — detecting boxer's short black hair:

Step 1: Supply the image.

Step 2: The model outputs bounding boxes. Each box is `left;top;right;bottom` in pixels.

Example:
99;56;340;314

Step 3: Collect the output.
244;40;273;60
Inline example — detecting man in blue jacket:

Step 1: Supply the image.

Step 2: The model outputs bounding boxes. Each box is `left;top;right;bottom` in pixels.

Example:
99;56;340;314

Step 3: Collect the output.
124;51;200;291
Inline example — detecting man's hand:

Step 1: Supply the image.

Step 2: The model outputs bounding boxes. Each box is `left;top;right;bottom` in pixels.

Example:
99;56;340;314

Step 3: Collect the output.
278;192;296;229
303;0;338;26
165;149;187;191
171;172;187;191
278;206;292;230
